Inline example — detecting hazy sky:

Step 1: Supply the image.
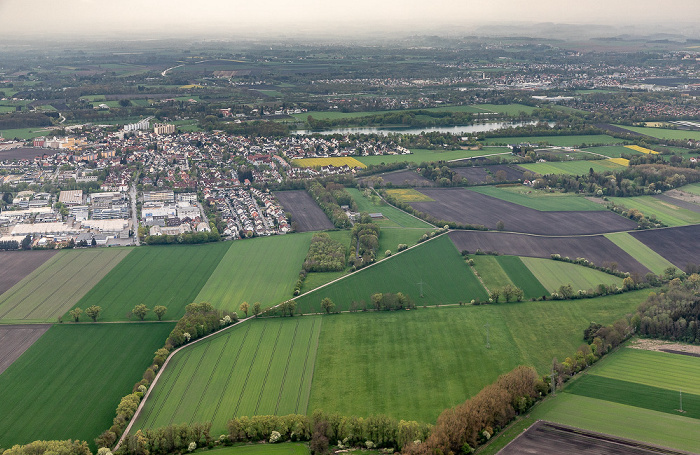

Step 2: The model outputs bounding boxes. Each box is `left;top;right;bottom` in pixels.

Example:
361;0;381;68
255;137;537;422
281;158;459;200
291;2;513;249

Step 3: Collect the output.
2;0;700;39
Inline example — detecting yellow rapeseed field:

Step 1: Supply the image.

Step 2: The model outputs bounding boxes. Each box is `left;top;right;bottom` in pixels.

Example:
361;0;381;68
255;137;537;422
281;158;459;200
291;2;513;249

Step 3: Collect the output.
625;145;659;155
608;158;630;167
385;188;434;202
293;157;367;169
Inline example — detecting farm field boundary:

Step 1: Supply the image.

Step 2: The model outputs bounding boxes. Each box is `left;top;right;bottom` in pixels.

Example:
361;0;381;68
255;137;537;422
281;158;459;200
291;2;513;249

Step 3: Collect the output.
0;324;51;375
604;232;677;275
608;196;700;227
630;224;700;269
520;257;623;292
0;250;58;295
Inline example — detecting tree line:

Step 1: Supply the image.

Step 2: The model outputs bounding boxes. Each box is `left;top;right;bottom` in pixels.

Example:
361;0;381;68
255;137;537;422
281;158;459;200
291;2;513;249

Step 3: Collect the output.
306;181;352;229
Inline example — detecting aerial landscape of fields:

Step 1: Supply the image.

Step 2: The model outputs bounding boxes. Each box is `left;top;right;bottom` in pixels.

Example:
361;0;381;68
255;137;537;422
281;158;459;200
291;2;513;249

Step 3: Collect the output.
2;5;700;455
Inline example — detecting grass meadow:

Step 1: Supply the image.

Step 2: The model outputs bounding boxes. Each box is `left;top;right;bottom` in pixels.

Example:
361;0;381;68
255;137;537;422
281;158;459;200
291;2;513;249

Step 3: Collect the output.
0;323;174;451
608;196;700;227
469;186;604;211
483;135;623;147
69;243;229;322
309;291;646;423
614;125;700;141
604;232;677;275
519;159;625;176
195;234;312;314
346;188;433;228
520;257;623;292
135;317;322;436
294;235;488;313
495;255;550;298
0;248;131;323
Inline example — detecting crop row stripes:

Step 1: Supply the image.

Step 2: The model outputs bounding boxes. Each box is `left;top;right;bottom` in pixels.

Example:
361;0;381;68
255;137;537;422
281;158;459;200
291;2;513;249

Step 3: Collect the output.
274;320;300;415
210;324;252;425
253;322;284;415
188;332;233;425
232;323;268;417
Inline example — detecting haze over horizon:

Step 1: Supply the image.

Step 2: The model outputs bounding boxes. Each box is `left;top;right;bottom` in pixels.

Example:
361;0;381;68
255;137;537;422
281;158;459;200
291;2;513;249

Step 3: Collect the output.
3;0;700;41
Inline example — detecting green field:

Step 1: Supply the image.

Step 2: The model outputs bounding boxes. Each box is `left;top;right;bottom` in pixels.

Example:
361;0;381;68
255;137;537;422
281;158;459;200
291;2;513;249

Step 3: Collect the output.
0;248;131;323
531;394;700;453
608;196;700;227
519;159;624;176
354;148;511;166
202;444;310;455
0;127;53;140
471;255;514;293
582;145;642;158
295;235;489;313
483;135;623;147
495;256;550;299
530;347;700;452
135;317;322;436
520;257;623;292
69;243;229;322
474;104;536;115
614;124;700;141
469;186;604;211
604;232;677;275
309;291;647;423
195;234;312;313
378;228;432;260
0;323;174;450
346;188;433;228
679;183;700;195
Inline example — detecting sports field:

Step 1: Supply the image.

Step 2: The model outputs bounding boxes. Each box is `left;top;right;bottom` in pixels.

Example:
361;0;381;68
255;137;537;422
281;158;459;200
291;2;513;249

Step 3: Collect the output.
0;248;131;323
292;157;367;169
70;243;229;322
135;317;322;436
0;323;174;450
195;234;312;313
469;186;604;211
295;235;489;312
519;159;624;176
604;232;677;275
309;291;646;423
483;135;622;147
520;257;623;292
608;195;700;227
347;188;433;228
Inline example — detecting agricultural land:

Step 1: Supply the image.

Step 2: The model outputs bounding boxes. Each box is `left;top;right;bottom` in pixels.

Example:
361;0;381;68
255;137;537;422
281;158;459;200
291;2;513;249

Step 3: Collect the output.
0;250;57;295
275;190;335;232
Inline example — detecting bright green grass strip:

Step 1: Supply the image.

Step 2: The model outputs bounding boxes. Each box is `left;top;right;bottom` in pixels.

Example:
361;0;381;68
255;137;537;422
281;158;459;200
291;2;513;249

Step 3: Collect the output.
195;234;311;314
0;323;174;451
0;248;131;322
309;291;646;423
582;145;642;158
583;348;700;395
200;443;310;455
519;160;623;176
520;257;623;293
469;186;604;211
530;394;700;453
70;242;230;322
471;255;514;291
0;127;53;140
483;135;623;147
614;124;700;141
566;375;700;419
346;188;432;228
295;235;488;313
604;232;677;275
496;256;550;299
355;148;511;166
378;228;432;259
608;196;700;227
679;183;700;196
475;103;536;115
135;317;322;436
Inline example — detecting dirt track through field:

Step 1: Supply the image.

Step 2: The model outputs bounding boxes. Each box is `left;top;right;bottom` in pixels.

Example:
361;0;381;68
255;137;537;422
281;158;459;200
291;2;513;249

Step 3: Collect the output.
411;188;637;235
449;230;650;275
0;324;51;375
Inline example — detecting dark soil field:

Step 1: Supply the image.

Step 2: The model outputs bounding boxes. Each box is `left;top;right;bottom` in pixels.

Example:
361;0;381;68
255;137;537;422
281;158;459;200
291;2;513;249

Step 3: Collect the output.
374;170;434;187
0;250;58;295
489;164;526;181
0;147;47;161
0;324;51;375
654;194;700;214
594;123;648;137
630;224;700;269
449;230;650;274
453;166;491;183
411;188;637;235
275;190;334;232
500;421;687;455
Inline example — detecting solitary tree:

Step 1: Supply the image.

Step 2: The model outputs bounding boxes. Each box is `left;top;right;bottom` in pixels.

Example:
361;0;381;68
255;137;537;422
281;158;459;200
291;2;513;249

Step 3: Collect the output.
496;220;505;231
153;305;167;321
239;301;249;317
69;307;82;322
253;301;261;316
85;305;102;322
132;304;150;321
321;297;335;314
